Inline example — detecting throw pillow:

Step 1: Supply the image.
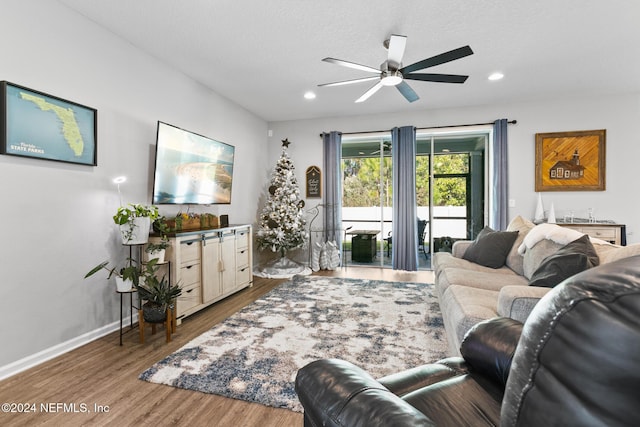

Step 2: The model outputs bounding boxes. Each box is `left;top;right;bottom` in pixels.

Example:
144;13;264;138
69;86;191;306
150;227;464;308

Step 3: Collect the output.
529;234;600;288
505;215;535;275
523;239;564;279
462;227;519;269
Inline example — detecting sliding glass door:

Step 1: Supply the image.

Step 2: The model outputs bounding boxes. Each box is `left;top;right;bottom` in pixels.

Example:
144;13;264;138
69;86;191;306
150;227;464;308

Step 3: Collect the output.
341;134;392;267
340;127;490;269
417;129;489;257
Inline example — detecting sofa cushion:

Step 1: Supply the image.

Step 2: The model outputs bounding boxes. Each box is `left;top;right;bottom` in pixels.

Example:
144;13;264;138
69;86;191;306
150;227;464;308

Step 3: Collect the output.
529;235;599;288
595;242;640;264
440;285;501;356
497;285;552;323
462;227;519;269
434;252;517;276
523;239;564;279
437;268;527;297
505;216;535;275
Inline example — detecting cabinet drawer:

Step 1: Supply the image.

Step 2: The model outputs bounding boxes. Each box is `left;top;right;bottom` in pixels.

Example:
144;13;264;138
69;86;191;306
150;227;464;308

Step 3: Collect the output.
236;247;250;267
179;239;201;264
237;265;251;285
236;229;249;249
180;263;201;286
586;228;617;239
177;282;201;314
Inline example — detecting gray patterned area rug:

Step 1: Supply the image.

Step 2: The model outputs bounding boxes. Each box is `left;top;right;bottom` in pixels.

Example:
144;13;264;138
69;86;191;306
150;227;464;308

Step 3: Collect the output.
139;275;447;412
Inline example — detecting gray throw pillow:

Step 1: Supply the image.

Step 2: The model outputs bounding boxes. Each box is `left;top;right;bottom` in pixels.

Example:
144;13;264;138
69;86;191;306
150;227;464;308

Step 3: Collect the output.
529;235;600;288
462;227;519;269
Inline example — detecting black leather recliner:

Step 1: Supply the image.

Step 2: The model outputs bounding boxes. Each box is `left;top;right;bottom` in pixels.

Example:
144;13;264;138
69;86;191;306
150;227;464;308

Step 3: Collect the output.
295;255;640;426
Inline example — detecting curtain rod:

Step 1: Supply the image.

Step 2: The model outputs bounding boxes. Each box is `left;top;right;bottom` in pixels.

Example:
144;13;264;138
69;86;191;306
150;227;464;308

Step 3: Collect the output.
319;119;517;137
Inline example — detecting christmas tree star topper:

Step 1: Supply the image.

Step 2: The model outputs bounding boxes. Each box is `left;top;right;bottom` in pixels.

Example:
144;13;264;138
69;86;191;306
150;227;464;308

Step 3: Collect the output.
282;138;291;148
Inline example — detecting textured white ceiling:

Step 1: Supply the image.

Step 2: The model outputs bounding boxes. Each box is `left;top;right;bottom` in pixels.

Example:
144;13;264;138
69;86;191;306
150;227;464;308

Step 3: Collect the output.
57;0;640;122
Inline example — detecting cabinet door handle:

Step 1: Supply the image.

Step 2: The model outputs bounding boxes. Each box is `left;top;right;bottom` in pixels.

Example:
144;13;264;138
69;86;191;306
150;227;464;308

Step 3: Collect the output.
186;288;194;294
185;265;193;269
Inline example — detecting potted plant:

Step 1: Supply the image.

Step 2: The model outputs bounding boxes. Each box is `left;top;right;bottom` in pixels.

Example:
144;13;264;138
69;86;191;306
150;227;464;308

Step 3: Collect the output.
135;259;182;323
145;237;170;263
85;259;141;292
146;217;172;262
114;203;160;244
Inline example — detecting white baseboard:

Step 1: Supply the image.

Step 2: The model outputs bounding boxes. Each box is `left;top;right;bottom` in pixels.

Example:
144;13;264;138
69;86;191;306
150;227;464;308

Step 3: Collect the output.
0;314;138;381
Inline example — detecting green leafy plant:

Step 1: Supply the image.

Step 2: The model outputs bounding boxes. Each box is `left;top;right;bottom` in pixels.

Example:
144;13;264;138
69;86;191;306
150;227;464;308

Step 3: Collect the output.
113;203;159;225
135;258;182;306
146;217;172;254
145;238;171;254
84;258;141;285
114;204;159;243
152;216;171;234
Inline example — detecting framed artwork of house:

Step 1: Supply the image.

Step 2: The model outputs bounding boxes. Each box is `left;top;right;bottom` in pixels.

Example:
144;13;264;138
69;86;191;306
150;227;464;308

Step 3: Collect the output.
535;129;606;191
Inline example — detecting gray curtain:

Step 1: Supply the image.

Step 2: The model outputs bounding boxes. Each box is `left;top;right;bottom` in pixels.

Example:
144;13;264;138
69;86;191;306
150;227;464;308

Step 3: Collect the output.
391;126;418;271
491;119;508;230
322;131;342;245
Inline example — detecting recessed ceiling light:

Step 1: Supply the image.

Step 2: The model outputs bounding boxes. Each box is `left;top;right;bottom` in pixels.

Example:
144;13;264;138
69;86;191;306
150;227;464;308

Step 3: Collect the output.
304;91;316;100
488;72;504;81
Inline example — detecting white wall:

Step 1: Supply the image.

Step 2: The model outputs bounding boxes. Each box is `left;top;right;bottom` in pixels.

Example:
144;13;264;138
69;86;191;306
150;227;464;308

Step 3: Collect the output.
268;92;640;250
0;0;267;372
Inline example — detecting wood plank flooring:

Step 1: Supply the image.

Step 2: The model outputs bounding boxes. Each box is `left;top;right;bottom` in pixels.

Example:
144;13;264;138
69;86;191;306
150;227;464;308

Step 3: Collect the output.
0;267;434;427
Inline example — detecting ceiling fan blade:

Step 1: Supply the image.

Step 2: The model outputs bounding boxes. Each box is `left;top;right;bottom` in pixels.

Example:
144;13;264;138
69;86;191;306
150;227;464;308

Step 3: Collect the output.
400;45;473;74
318;76;380;87
355;81;384;103
403;73;469;84
387;34;407;68
396;81;419;103
322;57;380;74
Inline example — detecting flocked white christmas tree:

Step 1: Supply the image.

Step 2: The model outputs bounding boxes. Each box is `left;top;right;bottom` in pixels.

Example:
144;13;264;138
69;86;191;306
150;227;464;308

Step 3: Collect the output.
256;138;309;276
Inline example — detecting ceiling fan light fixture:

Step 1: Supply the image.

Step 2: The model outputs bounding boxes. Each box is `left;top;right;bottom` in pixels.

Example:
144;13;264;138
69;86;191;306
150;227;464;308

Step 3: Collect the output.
381;70;403;86
320;37;472;103
488;72;504;81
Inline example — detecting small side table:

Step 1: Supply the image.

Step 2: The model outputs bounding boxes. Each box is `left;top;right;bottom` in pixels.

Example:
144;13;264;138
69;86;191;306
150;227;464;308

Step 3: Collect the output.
347;230;380;263
117;287;137;346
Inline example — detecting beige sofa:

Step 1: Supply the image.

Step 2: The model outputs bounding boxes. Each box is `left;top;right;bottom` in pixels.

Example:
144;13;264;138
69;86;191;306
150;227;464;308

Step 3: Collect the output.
433;216;640;356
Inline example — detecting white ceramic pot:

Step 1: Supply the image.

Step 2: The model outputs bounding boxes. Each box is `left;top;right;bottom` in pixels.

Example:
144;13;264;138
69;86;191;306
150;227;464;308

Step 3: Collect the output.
115;276;134;292
148;248;166;263
119;217;151;244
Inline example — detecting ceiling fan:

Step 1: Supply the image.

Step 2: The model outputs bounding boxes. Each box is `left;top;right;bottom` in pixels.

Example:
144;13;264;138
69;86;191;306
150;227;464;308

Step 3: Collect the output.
319;35;473;103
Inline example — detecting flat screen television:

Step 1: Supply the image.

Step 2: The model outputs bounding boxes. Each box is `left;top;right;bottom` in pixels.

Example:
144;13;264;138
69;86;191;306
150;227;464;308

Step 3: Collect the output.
152;121;235;205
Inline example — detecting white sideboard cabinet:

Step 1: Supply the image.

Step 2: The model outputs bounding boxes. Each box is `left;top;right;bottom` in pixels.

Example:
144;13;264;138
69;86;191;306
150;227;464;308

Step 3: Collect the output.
151;224;253;323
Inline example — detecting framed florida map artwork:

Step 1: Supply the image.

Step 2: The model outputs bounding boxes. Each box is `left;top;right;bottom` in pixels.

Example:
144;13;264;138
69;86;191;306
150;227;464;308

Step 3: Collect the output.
1;81;97;166
535;129;605;191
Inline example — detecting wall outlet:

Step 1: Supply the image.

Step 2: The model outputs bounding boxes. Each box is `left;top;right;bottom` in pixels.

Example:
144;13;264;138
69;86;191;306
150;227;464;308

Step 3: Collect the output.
508;199;516;208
